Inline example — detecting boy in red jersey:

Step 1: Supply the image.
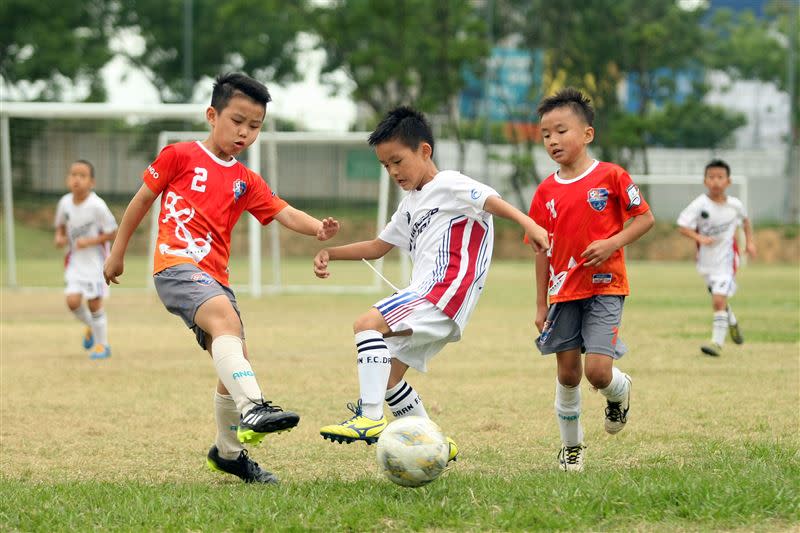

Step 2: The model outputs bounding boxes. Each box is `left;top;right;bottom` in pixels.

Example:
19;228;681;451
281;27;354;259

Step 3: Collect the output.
104;73;339;484
528;88;654;472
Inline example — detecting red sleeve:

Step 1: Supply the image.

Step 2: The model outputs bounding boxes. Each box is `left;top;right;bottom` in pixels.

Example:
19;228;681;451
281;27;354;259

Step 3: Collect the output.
616;169;650;221
245;170;289;225
142;144;180;194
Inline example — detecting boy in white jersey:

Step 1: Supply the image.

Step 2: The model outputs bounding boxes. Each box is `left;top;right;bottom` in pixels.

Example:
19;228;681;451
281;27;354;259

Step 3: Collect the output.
677;159;757;357
54;160;118;359
315;106;549;456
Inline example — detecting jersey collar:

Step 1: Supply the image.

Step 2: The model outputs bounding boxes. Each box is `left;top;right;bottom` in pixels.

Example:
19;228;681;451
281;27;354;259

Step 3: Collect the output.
554;160;599;184
195;141;238;167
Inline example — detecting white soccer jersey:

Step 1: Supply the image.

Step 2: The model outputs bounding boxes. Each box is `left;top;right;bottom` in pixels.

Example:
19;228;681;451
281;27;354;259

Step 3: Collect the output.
378;170;497;333
677;194;746;276
54;192;118;282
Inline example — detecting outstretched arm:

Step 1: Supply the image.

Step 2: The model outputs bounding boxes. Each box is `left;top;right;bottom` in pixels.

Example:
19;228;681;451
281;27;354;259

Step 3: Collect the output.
104;184;157;284
274;206;339;241
582;209;655;267
483;195;549;253
314;239;394;279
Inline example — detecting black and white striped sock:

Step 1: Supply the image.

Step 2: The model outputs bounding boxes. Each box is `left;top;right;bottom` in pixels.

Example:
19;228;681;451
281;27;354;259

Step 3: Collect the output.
385;379;428;419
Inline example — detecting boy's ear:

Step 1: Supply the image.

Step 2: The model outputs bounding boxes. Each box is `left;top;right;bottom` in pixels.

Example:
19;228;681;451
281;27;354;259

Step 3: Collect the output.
421;142;433;159
205;106;217;126
584;125;595;144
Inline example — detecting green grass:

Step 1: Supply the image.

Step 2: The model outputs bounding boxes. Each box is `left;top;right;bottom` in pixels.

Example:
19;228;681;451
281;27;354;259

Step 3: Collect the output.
1;260;798;531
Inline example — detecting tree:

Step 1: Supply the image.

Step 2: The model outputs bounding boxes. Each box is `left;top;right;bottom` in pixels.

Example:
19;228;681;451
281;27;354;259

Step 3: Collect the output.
114;0;312;102
0;0;115;101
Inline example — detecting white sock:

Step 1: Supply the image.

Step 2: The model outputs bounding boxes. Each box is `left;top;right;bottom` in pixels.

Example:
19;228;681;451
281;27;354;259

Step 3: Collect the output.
555;381;583;447
712;310;728;345
214;391;243;460
385;379;428;419
90;309;108;346
355;330;391;420
599;367;629;403
71;305;92;327
727;306;738;326
211;335;262;415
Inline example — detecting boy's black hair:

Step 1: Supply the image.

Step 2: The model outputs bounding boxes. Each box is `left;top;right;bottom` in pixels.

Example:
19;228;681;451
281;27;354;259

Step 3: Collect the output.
368;106;435;155
704;158;730;177
536;87;594;126
73;159;95;178
211;72;271;111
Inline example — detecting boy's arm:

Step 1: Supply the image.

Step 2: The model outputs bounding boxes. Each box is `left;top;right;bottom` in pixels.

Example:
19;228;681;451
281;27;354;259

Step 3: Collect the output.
314;239;394;279
75;230;118;250
582;209;655;267
483;195;549;252
54;225;67;248
677;225;714;246
534;252;549;332
743;217;757;257
104;184;158;284
274;206;339;241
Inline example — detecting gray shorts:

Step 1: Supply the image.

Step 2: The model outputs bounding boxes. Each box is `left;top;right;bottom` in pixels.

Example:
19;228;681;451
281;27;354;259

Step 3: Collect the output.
536;295;627;358
153;264;243;350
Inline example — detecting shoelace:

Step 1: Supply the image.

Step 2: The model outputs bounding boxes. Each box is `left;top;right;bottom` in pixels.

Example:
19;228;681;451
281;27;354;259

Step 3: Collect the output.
605;402;623;422
341;400;364;422
237;449;263;475
252;399;284;413
563;445;583;464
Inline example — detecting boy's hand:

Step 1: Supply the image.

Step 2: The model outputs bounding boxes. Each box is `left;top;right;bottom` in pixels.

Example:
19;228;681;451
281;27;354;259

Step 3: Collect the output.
103;254;124;285
54;234;67;248
313;249;330;279
74;237;91;249
697;235;714;246
535;304;548;333
581;238;617;267
525;223;550;253
317;217;340;241
746;241;757;257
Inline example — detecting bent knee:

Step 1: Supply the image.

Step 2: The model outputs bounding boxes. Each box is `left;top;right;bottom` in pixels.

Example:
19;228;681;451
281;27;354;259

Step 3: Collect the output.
584;367;611;389
353;308;387;334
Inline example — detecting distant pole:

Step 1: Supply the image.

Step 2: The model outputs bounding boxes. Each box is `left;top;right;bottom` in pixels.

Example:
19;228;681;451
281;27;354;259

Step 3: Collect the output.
183;0;194;101
482;0;494;182
785;1;799;223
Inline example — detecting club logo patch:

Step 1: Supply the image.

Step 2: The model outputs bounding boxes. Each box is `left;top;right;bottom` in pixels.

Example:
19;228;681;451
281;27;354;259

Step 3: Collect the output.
233;179;247;202
626;183;641;210
470;188;482;200
587;188;609;211
191;272;214;285
592;273;613;284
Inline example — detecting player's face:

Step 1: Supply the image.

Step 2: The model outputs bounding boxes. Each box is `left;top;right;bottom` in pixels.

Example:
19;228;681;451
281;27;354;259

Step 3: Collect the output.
704;167;731;198
540;107;594;166
206;95;265;159
66;163;94;198
375;139;433;191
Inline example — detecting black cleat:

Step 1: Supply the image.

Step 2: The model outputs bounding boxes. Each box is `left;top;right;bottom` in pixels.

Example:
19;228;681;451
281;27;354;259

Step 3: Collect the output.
238;400;300;445
206;445;278;484
729;323;744;345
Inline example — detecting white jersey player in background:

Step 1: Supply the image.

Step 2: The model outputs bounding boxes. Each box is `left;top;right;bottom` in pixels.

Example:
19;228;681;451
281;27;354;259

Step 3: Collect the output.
677;159;756;357
54;160;118;359
313;106;549;458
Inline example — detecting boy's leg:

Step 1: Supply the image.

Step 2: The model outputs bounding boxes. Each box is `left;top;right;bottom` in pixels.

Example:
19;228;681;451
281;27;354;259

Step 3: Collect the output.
555;349;585;472
585;354;631;434
727;303;743;344
66;293;95;350
385;360;428;418
87;297;109;356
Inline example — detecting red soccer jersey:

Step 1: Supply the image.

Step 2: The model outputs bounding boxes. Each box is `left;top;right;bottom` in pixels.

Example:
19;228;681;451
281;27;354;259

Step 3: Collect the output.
528;161;650;303
143;141;288;286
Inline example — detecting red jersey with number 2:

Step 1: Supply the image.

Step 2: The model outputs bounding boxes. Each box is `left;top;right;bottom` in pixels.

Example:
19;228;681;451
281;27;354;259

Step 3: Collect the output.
143;141;288;286
528;160;650;303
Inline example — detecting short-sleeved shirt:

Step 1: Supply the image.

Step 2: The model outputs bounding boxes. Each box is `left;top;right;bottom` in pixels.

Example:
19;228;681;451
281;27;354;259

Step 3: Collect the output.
54;192;118;281
378;170;498;333
528;160;650;303
143;141;288;287
677;194;745;277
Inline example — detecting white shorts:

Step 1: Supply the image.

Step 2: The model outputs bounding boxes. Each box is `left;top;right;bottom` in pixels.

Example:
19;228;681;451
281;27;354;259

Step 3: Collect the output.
704;273;737;297
64;274;107;300
375;291;460;373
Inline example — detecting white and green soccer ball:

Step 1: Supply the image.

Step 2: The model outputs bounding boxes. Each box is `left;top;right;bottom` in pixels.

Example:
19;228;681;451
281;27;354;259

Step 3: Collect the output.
376;416;449;488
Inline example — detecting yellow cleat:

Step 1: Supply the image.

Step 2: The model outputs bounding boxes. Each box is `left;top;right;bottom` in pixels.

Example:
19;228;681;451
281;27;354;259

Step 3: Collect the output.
320;400;387;445
447;437;459;462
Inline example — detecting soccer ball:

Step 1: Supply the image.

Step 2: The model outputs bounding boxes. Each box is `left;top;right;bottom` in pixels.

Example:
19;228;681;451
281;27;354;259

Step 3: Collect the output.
376;416;449;488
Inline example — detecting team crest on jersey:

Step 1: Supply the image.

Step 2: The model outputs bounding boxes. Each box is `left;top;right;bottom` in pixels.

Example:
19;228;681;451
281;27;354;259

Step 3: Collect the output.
592;273;613;284
625;183;641;210
587;188;609;211
232;179;247;202
191;272;214;285
470;188;482;200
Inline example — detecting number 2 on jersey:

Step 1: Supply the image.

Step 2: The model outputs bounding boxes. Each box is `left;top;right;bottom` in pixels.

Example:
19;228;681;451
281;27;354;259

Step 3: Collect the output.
191;167;208;192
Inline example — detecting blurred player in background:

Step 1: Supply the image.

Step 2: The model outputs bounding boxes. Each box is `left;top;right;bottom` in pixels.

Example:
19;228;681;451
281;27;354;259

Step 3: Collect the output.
677;159;756;357
529;88;654;472
103;72;339;484
54;159;118;360
314;106;549;460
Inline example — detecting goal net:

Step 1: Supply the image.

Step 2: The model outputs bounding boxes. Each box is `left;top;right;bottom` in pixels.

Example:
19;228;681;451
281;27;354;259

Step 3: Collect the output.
1;102;400;294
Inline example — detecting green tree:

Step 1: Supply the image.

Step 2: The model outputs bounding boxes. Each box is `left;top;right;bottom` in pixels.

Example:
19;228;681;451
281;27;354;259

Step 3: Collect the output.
0;0;115;101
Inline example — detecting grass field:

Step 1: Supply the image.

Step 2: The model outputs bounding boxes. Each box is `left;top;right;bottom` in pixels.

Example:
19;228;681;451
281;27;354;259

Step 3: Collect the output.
1;259;798;531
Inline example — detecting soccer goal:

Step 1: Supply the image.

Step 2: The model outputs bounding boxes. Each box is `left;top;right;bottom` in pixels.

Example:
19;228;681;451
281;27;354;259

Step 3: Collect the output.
0;102;399;294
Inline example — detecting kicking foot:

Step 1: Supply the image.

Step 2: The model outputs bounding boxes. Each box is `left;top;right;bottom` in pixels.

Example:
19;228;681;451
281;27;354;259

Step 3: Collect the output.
320;400;387;445
237;400;300;445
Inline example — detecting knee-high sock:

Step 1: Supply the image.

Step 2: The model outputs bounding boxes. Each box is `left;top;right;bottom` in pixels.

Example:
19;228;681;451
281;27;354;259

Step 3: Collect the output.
555;381;583;447
71;305;92;327
214;391;243;460
599;367;629;403
90;309;108;346
712;310;728;345
385;379;428;419
211;335;262;416
356;330;391;420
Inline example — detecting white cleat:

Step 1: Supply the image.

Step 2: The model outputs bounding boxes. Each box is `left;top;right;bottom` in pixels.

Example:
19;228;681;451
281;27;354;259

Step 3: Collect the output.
558;444;586;472
605;373;631;435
